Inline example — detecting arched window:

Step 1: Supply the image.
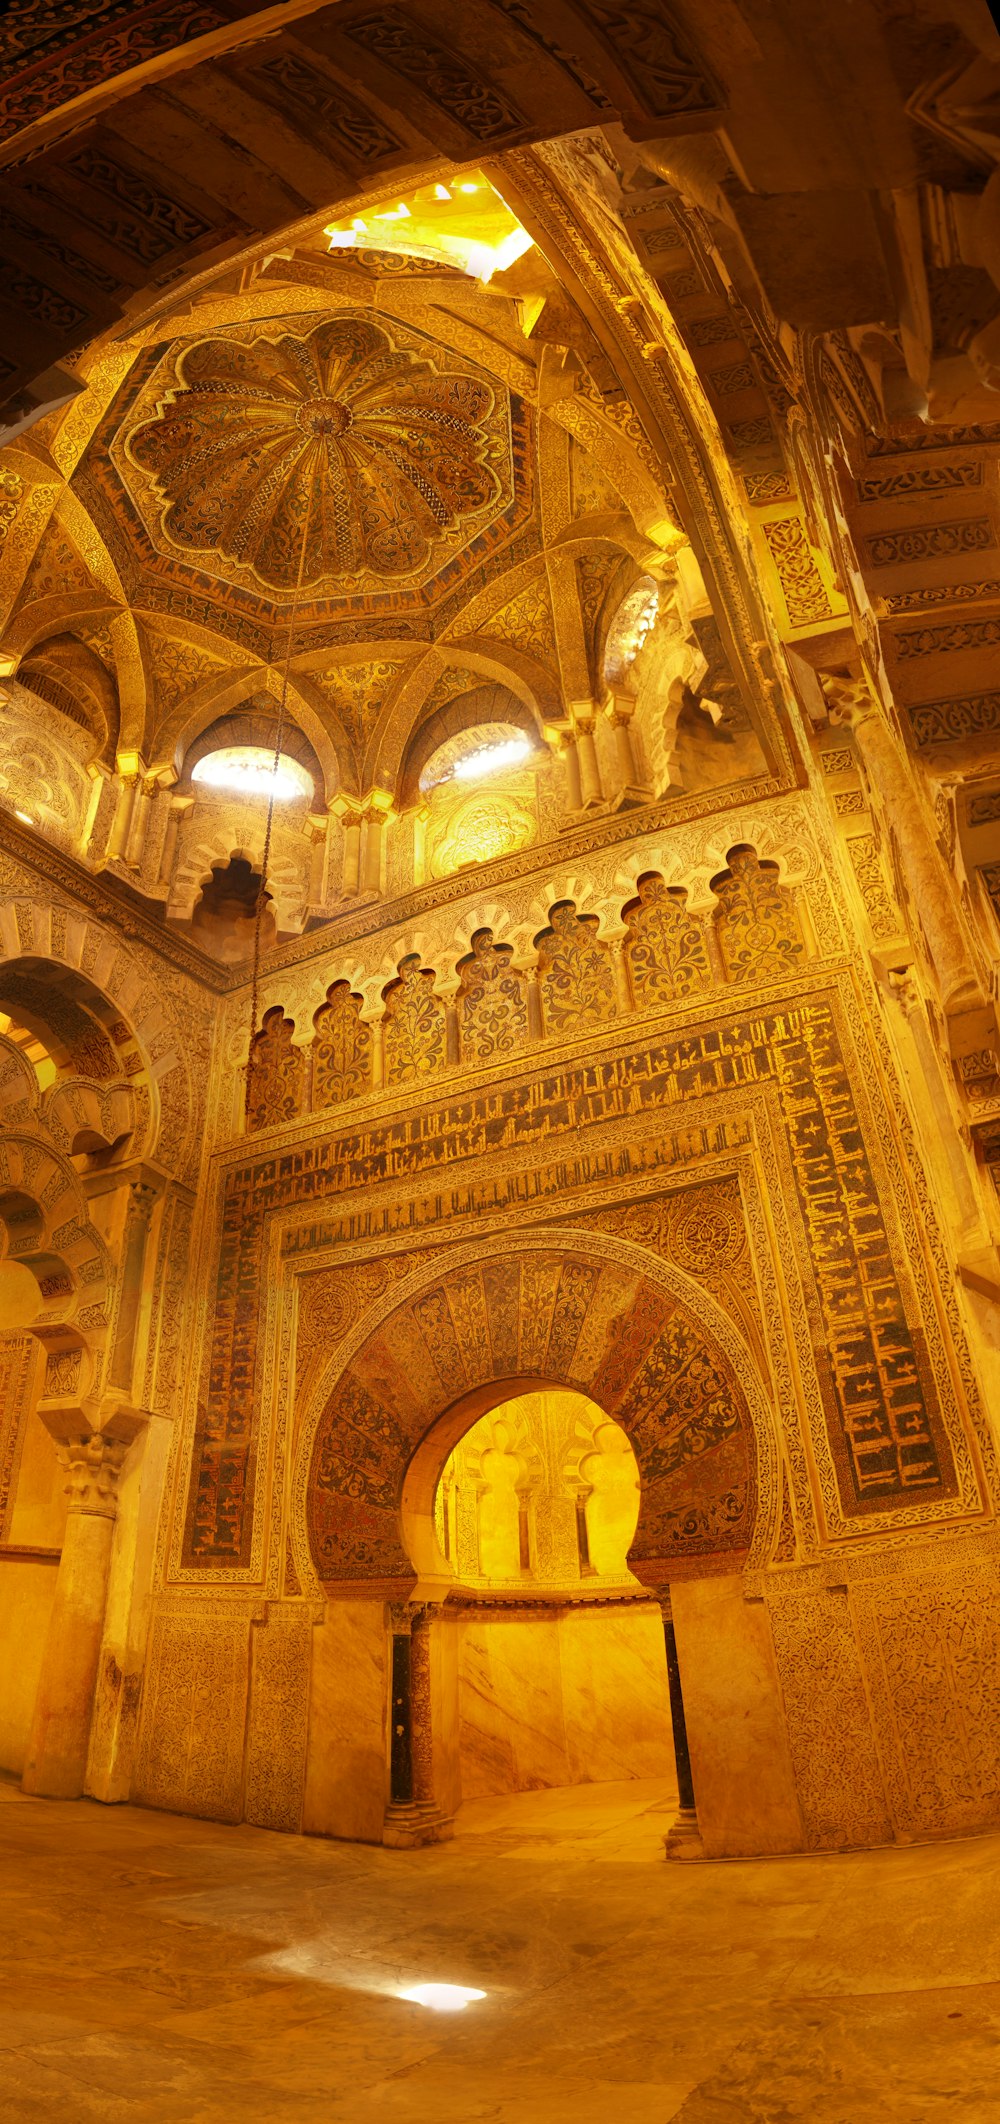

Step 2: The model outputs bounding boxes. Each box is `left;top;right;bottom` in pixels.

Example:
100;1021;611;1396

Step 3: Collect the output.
182;707;322;807
419;721;536;795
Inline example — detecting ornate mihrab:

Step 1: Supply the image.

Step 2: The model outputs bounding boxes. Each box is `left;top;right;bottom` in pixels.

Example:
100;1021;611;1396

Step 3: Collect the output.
4;14;1000;1927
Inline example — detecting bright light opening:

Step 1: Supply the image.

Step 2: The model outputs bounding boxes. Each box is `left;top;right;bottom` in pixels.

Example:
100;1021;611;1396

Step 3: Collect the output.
14;809;33;825
326;172;533;286
191;746;312;803
398;1984;486;2013
452;736;531;783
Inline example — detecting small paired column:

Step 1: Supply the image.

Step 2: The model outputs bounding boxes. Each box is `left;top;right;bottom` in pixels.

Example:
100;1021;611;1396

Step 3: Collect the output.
361;793;393;896
125;776;157;872
306;813;328;908
605;685;650;810
659;1591;705;1862
573;708;604;808
560;730;583;813
333;792;393;898
335;800;363;897
158;795;193;890
107;775;138;863
22;1402;146;1800
383;1602;453;1848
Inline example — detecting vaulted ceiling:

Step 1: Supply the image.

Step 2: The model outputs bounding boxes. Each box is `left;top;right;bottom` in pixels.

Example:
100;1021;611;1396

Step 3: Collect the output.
77;263;539;650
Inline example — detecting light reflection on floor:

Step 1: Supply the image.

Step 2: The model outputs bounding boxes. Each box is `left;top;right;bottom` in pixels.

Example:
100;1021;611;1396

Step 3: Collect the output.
3;1774;1000;2122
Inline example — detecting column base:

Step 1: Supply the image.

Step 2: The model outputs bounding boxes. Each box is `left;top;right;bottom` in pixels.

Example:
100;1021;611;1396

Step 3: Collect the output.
383;1800;455;1849
610;785;653;812
663;1805;706;1862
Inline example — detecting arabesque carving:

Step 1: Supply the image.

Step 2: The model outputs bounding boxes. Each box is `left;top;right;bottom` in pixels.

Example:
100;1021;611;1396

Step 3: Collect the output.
711;847;805;984
456;929;528;1062
246;1007;304;1132
623;873;713;1004
311;982;372;1109
536;900;617;1031
383;956;446;1083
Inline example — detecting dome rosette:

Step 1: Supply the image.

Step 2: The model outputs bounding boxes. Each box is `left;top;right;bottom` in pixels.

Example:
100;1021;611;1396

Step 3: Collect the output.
126;314;505;594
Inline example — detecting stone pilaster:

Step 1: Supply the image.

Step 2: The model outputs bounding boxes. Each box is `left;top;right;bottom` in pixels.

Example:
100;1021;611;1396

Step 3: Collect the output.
828;682;981;1013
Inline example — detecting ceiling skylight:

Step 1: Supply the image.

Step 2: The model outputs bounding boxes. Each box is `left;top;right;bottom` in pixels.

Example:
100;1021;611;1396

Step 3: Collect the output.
326;174;533;285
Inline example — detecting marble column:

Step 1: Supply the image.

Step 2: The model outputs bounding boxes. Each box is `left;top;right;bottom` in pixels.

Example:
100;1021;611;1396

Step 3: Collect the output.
21;1405;145;1800
829;685;980;1011
307;817;327;906
158;796;191;888
125;777;155;871
341;810;362;896
370;1016;385;1090
383;1604;452;1848
659;1593;705;1861
606;687;649;808
888;965;985;1245
388;1617;413;1808
444;998;460;1068
361;807;388;895
409;1608;435;1809
107;776;137;862
562;734;583;812
575;719;604;808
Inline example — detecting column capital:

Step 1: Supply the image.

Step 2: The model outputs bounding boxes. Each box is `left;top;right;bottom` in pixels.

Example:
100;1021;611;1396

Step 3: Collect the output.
887;964;922;1019
114;751;148;782
605;682;638;723
822;675;876;733
128;1177;159;1221
37;1401;147;1519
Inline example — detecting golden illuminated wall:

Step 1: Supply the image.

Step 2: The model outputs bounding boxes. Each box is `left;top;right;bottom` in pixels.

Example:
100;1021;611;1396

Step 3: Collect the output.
430;1392;672;1804
436;1391;640;1593
1;65;1000;1870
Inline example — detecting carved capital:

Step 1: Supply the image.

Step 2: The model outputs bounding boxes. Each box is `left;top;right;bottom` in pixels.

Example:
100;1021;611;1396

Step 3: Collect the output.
887;965;922;1019
38;1402;146;1519
127;1179;159;1223
822;675;874;732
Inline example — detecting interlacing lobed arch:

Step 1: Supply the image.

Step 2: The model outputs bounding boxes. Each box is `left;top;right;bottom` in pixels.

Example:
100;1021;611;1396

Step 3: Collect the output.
245;843;808;1129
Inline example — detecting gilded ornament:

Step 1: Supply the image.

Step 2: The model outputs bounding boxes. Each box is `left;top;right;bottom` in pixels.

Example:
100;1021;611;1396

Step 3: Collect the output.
127;316;505;594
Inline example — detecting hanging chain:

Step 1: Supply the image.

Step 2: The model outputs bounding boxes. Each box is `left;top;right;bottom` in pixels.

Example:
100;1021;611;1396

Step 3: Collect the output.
244;509;312;1123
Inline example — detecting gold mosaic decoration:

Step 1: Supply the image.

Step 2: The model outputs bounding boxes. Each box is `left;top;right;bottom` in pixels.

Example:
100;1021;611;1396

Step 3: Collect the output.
123;314;512;595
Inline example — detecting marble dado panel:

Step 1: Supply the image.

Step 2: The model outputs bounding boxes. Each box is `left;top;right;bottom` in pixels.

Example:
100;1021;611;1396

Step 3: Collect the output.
765;1531;1000;1847
131;1596;319;1828
175;978;984;1596
132;1601;252;1823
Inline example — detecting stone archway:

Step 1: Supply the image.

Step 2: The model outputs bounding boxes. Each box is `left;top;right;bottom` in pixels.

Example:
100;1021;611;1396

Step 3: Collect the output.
303;1235;769;1599
295;1231;780;1850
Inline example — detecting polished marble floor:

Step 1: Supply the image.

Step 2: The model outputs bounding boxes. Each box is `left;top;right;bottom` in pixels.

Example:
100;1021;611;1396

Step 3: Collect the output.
1;1774;999;2122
